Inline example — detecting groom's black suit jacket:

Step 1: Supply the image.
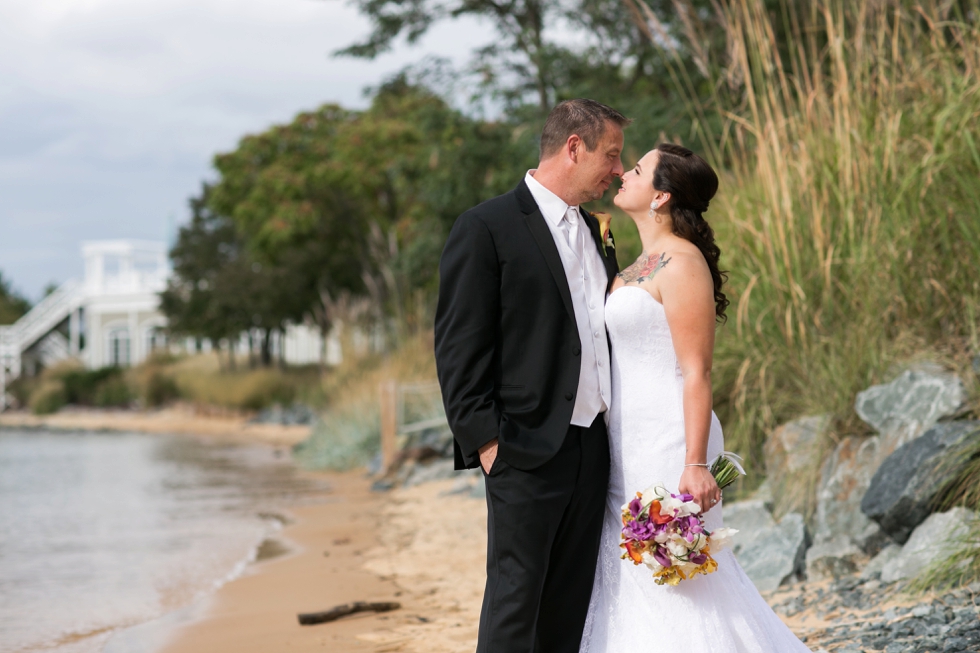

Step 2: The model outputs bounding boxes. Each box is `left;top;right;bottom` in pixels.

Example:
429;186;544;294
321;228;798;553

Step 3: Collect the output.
435;180;619;471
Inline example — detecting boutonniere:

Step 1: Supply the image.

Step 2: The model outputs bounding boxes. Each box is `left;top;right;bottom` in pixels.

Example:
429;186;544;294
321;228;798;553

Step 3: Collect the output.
592;212;615;257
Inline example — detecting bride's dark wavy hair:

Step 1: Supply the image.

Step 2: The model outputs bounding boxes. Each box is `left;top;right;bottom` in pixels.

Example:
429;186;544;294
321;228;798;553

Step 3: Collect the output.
653;143;729;322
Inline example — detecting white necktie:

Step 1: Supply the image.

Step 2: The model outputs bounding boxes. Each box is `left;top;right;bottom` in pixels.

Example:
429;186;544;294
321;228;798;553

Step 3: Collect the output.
564;207;584;262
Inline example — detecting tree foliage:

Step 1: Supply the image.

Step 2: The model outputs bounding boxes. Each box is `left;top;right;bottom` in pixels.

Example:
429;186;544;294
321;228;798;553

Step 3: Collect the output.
0;272;30;325
162;80;520;359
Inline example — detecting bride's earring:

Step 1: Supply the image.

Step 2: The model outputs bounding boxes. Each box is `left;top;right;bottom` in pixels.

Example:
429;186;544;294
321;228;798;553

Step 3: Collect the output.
649;200;662;222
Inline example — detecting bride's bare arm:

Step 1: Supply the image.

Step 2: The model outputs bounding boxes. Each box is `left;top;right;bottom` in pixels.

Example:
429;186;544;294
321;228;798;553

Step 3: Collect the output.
658;250;722;511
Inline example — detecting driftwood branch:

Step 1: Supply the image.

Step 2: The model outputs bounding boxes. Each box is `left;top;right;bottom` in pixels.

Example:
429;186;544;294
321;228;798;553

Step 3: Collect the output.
297;601;401;626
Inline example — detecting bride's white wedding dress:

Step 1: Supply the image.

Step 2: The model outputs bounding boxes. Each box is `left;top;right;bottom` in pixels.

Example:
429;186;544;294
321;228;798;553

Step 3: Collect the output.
580;286;811;653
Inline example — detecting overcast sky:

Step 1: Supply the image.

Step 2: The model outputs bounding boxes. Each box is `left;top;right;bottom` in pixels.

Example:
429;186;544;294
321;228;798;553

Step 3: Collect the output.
0;0;485;300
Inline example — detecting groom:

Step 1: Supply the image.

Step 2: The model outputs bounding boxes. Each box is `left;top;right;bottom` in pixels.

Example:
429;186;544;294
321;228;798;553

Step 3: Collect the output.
435;99;629;653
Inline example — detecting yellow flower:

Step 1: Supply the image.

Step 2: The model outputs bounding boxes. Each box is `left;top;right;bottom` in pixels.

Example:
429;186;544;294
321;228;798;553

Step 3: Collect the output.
591;212;615;256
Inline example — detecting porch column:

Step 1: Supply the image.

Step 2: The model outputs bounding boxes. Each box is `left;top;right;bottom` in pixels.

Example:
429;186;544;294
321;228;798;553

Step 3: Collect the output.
69;309;81;357
128;310;139;366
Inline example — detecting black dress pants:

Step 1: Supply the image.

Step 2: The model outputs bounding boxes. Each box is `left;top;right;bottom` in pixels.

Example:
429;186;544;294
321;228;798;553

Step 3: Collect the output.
477;415;610;653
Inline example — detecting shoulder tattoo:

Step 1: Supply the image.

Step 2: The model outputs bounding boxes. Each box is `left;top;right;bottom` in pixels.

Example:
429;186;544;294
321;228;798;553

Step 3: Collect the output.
616;251;672;284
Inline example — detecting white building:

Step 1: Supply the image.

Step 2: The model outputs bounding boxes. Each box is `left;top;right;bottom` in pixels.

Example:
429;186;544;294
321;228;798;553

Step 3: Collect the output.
0;240;336;410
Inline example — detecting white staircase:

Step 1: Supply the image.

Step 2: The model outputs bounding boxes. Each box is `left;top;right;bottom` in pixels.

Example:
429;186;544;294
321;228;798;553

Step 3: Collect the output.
0;280;84;410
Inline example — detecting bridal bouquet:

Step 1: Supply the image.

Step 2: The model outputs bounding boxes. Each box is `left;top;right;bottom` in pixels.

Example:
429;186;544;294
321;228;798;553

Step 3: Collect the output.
620;453;745;586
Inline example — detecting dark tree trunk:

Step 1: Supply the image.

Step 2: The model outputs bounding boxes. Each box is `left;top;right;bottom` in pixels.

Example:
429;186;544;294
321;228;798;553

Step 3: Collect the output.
261;329;272;367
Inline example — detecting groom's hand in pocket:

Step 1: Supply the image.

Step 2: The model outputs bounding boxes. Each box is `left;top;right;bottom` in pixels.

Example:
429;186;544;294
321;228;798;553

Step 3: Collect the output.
479;439;499;474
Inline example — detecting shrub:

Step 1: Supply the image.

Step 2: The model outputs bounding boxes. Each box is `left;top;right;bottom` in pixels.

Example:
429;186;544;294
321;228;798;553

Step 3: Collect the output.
61;367;124;405
170;361;298;411
93;376;132;408
293;335;439;470
293;400;380;470
143;370;180;407
29;380;67;415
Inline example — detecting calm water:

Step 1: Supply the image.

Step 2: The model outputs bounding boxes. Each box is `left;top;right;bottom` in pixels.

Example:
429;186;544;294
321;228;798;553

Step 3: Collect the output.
0;429;331;653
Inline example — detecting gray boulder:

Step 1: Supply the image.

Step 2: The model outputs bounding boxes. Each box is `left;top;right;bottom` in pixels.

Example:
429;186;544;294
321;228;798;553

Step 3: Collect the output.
811;367;964;552
805;535;866;581
861;421;980;543
860;543;902;580
813;435;885;552
855;367;964;452
725;501;808;591
880;507;977;583
763;415;829;518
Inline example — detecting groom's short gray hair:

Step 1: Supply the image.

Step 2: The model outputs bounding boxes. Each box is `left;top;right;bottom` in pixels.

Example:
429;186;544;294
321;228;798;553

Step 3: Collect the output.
540;99;631;159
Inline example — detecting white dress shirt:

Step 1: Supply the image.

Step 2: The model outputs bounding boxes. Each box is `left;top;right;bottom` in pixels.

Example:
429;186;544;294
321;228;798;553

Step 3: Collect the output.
524;170;611;427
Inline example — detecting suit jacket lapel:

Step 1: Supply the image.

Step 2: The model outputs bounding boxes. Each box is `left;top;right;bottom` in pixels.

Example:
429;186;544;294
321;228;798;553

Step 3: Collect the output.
580;208;620;292
524;209;576;322
515;181;576;322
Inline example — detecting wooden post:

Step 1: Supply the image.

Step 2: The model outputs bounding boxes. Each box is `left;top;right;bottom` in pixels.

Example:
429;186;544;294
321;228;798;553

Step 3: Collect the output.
379;380;398;474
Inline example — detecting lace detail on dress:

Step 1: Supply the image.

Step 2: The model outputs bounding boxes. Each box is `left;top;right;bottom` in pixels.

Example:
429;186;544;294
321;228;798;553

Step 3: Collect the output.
579;286;811;653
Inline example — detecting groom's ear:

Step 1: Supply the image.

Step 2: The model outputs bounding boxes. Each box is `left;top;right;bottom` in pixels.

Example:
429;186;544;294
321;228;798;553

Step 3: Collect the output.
566;134;585;163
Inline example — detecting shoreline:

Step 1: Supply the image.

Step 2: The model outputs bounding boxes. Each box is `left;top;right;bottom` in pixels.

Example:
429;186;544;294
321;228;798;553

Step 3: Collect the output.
155;475;487;653
152;470;405;653
0;405;311;448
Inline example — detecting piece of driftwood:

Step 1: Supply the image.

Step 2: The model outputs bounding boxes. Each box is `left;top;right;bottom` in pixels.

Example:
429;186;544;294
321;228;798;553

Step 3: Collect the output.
297;601;401;625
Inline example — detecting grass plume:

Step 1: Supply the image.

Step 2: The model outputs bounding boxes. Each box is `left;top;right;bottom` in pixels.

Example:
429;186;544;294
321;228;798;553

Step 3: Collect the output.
636;0;980;473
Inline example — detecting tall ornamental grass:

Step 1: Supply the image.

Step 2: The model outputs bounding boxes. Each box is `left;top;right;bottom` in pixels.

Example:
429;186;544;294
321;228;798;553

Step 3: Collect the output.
642;0;980;468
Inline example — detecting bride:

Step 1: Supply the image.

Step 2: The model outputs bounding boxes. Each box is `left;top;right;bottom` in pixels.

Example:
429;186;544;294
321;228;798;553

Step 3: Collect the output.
580;143;811;652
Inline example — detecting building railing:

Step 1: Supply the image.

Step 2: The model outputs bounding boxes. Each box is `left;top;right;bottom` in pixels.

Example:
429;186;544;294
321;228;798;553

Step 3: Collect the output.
13;280;81;353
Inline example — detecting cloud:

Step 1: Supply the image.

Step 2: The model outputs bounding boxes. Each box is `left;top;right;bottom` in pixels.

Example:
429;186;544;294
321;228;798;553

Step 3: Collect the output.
0;0;485;299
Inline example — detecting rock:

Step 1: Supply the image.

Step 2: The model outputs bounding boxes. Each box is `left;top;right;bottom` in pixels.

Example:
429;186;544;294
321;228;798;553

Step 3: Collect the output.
401;424;454;457
805;535;867;581
765;415;829;473
725;499;777;534
726;501;808;592
855;367;965;451
763;415;830;518
403;458;456;487
861;543;902;580
813;435;886;552
880;508;978;584
861;421;980;543
812;368;967;553
751;480;774;510
249;403;317;425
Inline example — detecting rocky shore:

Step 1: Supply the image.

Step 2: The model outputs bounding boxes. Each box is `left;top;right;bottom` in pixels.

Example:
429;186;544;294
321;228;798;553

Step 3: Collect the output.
775;576;980;652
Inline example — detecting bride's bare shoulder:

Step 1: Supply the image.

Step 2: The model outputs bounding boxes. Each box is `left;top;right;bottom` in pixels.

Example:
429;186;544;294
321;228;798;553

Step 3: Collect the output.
660;240;709;276
658;244;713;300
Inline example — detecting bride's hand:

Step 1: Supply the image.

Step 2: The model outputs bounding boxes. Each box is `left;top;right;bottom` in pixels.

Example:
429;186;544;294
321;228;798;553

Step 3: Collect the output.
679;466;722;513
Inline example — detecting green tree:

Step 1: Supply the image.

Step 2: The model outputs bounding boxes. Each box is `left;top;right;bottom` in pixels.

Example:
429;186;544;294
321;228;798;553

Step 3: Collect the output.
161;189;313;368
206;79;516;335
0;272;30;325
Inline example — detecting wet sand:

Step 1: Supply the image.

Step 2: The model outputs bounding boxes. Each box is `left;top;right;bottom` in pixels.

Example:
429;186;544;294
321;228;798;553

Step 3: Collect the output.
159;475;485;653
